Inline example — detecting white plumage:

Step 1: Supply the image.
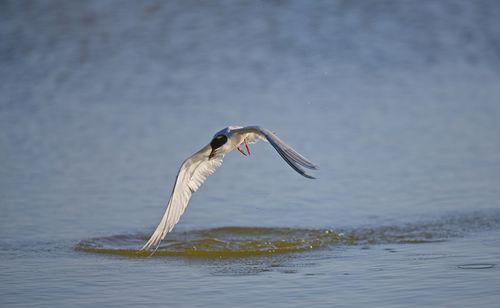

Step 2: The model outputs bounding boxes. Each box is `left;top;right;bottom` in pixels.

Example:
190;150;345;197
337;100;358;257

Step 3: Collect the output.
141;126;317;252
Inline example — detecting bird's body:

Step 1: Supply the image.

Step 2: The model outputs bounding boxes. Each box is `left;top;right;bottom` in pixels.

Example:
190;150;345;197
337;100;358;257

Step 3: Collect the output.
141;125;317;252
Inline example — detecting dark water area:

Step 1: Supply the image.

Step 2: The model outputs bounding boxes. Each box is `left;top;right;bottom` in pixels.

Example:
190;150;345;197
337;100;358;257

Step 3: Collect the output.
1;1;500;307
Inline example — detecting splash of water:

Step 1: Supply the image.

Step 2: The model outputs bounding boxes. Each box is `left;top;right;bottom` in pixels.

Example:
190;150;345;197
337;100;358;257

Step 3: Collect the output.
75;211;500;258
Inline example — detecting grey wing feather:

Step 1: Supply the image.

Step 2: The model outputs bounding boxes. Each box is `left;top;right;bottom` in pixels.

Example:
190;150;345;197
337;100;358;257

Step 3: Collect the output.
141;145;223;251
234;126;317;179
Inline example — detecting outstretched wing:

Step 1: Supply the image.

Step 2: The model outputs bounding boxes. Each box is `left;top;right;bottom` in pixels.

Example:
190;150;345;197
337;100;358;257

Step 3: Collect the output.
141;144;224;251
233;126;318;179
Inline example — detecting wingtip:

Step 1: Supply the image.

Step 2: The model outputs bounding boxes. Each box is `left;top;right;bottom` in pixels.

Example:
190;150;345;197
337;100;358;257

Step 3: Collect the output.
140;240;161;256
140;231;163;253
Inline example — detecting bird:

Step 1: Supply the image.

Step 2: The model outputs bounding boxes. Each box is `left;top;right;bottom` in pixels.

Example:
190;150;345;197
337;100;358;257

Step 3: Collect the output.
141;125;317;252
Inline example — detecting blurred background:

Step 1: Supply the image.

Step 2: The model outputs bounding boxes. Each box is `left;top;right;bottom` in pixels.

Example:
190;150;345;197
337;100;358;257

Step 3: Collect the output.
1;1;500;306
2;0;499;237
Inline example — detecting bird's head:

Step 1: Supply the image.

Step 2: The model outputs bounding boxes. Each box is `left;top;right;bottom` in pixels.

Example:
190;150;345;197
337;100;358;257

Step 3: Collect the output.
209;134;228;159
208;126;243;159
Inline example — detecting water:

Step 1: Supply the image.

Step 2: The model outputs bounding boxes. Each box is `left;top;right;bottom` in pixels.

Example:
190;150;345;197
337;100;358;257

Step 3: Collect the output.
1;0;500;307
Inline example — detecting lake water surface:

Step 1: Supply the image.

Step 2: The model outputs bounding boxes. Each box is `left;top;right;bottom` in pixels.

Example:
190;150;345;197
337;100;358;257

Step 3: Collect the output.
1;1;500;307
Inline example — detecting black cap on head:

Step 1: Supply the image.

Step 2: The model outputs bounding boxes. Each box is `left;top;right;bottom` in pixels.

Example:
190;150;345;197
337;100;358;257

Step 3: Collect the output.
210;135;228;150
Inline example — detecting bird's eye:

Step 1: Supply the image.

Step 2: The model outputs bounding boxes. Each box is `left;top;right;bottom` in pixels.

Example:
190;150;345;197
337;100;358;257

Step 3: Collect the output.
210;135;227;150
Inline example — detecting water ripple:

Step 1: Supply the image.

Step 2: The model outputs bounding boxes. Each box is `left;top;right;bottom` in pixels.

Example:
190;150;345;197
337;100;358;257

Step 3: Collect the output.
75;211;500;258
